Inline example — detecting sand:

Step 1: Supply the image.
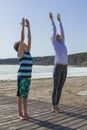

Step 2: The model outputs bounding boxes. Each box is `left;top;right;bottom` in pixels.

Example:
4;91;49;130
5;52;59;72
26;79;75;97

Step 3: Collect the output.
0;76;87;107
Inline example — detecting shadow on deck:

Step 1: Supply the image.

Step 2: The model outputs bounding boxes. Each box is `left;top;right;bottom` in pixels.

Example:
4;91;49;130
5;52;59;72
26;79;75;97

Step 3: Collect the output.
0;96;87;130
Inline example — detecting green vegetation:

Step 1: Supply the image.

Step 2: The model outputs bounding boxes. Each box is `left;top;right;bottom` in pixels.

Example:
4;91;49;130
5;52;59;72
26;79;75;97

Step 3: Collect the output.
0;52;87;66
68;52;87;66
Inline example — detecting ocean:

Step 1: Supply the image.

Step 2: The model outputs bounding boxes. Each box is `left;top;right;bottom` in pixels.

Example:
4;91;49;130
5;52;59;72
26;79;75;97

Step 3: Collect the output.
0;65;87;80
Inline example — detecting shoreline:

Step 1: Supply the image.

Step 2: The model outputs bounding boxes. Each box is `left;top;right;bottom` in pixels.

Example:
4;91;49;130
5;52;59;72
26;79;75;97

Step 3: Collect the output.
0;75;87;81
0;76;87;107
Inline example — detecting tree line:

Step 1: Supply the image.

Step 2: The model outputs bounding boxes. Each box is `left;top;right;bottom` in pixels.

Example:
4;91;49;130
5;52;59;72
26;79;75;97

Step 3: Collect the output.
0;52;87;66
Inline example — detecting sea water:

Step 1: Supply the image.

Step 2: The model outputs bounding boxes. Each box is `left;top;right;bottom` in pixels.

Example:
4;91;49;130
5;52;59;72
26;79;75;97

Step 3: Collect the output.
0;65;87;80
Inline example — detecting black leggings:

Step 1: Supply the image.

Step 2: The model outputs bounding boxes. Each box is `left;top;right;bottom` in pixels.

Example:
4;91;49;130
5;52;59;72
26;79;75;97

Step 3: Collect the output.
52;64;67;106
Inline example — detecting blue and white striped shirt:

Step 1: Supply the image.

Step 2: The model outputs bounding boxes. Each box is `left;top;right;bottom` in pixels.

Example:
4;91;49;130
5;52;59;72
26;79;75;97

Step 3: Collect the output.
18;52;33;77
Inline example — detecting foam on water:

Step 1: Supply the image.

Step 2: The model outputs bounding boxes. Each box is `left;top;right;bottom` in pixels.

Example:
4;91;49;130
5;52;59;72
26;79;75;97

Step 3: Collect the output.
0;65;87;80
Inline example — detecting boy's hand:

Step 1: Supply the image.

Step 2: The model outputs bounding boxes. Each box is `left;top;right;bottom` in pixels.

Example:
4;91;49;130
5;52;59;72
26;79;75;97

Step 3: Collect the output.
20;18;25;26
26;19;30;27
22;18;25;26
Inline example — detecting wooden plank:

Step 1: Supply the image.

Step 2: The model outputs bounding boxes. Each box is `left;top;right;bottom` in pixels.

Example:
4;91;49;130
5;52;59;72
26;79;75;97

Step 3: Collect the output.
76;124;87;130
0;96;87;130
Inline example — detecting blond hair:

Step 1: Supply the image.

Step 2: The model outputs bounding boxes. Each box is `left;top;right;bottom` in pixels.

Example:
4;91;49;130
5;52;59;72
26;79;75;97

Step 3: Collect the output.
13;41;20;52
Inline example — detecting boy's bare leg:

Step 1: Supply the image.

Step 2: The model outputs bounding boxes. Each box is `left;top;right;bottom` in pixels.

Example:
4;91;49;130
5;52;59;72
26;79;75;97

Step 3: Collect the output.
18;97;23;118
23;98;29;119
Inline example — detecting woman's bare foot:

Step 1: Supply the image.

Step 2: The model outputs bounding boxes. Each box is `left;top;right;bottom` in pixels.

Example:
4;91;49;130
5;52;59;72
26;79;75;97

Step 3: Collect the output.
51;106;64;113
51;106;58;112
57;107;64;113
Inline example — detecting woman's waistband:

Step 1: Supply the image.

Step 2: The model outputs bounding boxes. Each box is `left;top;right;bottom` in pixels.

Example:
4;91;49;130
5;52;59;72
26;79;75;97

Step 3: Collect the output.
56;63;67;67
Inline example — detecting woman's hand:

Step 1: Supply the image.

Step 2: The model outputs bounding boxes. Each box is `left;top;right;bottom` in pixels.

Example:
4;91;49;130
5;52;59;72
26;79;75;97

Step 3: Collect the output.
49;12;53;21
57;13;61;21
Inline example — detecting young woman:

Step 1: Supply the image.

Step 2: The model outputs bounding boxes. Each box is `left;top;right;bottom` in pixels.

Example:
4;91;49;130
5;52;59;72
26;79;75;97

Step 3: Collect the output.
14;18;32;119
49;13;68;112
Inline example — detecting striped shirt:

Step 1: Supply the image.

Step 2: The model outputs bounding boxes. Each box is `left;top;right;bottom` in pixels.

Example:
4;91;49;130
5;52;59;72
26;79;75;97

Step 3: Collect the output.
18;52;33;78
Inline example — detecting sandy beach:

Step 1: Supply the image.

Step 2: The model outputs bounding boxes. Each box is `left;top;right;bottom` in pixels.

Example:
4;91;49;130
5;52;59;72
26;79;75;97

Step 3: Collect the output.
0;76;87;107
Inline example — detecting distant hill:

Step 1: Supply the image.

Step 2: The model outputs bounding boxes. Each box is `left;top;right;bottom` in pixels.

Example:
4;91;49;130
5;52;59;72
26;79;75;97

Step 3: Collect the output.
0;52;87;66
68;52;87;66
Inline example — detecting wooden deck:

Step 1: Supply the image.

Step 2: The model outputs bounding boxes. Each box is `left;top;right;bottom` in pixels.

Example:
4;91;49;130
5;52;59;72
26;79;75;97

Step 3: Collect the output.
0;96;87;130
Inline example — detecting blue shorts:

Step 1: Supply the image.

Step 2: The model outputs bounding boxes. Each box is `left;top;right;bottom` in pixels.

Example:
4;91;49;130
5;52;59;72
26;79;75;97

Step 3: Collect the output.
17;76;31;99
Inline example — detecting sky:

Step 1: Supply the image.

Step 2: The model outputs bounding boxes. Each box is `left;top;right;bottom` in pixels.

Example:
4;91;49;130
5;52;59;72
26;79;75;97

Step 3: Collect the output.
0;0;87;59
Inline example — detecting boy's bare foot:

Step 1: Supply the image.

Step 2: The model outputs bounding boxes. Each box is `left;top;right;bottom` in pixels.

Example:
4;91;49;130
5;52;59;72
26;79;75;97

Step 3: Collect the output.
23;114;30;120
18;113;24;119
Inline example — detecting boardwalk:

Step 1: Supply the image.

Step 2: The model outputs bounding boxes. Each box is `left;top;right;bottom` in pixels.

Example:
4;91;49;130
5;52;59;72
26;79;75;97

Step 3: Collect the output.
0;96;87;130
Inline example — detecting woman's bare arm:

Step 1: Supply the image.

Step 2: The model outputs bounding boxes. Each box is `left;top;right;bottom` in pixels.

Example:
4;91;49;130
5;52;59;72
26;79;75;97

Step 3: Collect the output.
57;13;65;43
49;12;57;42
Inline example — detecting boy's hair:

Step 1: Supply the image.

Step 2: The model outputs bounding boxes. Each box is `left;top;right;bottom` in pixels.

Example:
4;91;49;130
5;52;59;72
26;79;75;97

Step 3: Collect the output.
14;41;20;52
